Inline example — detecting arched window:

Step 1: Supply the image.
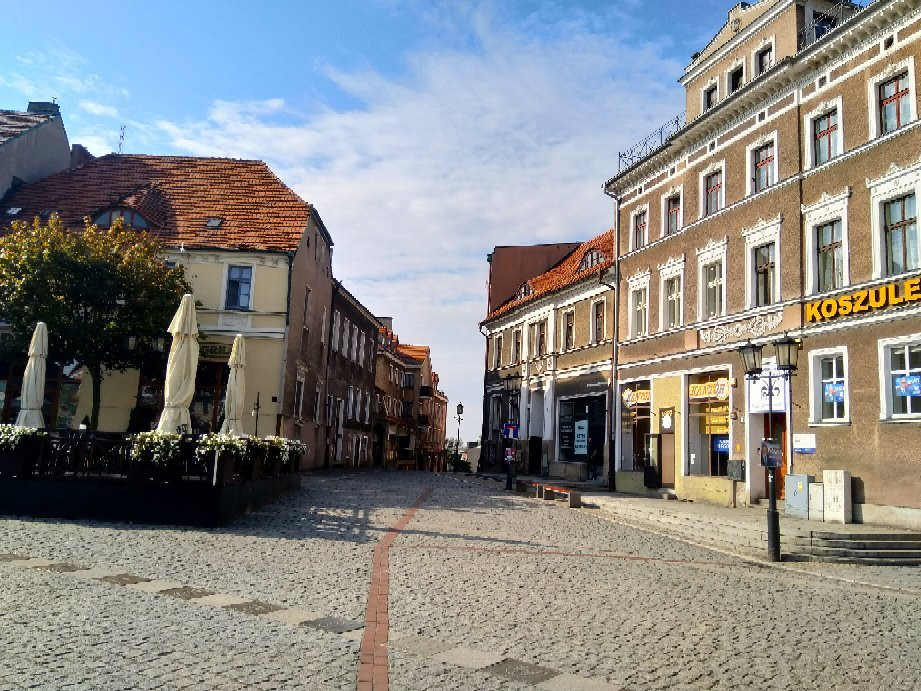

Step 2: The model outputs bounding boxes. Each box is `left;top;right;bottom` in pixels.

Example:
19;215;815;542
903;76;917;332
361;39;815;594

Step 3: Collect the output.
514;281;533;300
578;249;606;272
93;207;150;229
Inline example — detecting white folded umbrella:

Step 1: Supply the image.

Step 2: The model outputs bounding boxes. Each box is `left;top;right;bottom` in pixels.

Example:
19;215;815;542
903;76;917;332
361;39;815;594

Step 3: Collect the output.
156;294;199;434
15;322;48;429
219;334;245;436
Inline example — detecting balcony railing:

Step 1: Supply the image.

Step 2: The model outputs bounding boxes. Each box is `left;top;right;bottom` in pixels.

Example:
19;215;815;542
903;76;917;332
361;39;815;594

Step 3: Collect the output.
797;1;871;51
617;113;685;173
419;385;433;398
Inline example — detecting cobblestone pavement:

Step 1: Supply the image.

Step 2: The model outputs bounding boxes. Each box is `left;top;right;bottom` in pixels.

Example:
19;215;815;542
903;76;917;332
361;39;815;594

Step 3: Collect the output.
1;471;920;690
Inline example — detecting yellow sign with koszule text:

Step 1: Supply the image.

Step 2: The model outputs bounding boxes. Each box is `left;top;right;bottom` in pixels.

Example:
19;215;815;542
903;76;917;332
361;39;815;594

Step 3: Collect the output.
805;277;921;323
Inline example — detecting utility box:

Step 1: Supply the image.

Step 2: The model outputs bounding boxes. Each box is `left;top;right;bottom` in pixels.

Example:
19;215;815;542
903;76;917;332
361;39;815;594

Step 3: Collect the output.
784;474;814;519
809;483;824;522
823;470;852;524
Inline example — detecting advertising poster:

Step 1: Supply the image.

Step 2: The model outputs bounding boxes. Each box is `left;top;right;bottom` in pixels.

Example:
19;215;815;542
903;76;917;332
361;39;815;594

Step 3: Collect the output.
574;419;588;455
893;374;921;397
823;382;845;403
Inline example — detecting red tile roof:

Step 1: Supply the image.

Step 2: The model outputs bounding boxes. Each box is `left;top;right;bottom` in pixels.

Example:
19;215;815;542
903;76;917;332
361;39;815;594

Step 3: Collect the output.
0;110;52;147
483;229;615;322
1;154;321;252
396;344;430;364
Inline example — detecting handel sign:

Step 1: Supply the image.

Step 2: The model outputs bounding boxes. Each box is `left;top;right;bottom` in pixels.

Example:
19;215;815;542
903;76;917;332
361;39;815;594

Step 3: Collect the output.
805;277;921;323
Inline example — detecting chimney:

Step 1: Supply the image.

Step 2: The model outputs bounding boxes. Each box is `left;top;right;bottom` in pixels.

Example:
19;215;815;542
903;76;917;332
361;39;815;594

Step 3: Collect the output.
27;101;61;117
377;316;394;330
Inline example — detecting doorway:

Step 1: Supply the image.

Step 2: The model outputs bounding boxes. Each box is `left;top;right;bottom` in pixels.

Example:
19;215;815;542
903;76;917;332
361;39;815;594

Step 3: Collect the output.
763;413;787;499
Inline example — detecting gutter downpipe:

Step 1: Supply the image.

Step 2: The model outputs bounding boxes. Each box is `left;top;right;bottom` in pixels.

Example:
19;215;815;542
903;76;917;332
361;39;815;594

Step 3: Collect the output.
277;250;295;437
603;188;621;493
478;322;491;474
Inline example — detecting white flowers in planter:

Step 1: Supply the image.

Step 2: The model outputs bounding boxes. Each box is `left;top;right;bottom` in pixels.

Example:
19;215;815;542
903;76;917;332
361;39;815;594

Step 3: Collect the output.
0;424;47;452
129;431;181;466
194;432;248;460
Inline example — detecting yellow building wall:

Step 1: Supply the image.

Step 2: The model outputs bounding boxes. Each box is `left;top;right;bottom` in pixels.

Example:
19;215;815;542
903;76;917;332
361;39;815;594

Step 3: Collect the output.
73;369;141;432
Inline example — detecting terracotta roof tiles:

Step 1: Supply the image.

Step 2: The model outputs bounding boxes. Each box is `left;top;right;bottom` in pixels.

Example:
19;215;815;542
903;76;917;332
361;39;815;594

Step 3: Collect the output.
1;154;317;252
0;110;52;147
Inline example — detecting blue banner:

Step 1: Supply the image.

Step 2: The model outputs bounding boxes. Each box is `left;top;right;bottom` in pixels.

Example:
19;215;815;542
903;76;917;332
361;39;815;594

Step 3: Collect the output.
823;382;845;403
893;374;921;397
712;436;730;453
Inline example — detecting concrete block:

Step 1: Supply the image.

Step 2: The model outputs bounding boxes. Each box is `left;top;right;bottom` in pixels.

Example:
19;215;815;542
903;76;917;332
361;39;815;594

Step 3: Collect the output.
543;489;555;500
567;491;582;509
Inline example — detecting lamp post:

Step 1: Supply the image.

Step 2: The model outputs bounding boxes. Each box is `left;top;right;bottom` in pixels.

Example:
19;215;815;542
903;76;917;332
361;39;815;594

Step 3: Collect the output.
454;403;463;472
500;372;522;489
738;335;800;562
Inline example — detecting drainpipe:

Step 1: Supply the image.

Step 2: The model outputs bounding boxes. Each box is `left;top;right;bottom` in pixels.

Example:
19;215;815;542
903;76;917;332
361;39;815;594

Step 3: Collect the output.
479;322;490;472
277;250;295;437
602;187;622;492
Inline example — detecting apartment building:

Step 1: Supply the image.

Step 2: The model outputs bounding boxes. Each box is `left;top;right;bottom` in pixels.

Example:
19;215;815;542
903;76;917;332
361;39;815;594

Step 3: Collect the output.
604;0;921;525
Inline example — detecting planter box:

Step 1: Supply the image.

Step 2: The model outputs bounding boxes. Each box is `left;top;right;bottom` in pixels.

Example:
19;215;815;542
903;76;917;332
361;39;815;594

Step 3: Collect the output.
0;436;45;478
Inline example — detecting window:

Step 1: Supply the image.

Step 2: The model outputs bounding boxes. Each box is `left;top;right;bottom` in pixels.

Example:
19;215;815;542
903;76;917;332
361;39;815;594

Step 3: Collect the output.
314;386;322;423
321;306;327;344
703;261;724;319
813;11;836;41
752;143;775;193
886;342;921;417
665;195;681;236
347;387;354;420
326;394;334;426
756;45;773;76
493;335;503;369
225;265;252;310
302;286;312;332
819;354;847;421
703;84;717;111
537;320;547;356
294;377;305;420
754;243;776;306
631;288;647;338
592;300;605;344
632;210;647;250
512;329;522;363
331;311;340;351
813;110;839;165
816;220;844;292
514;282;533;300
728;65;744;94
704;171;722;215
884;194;918;276
880;72;911;135
93;207;149;228
579;250;606;271
664;276;682;329
563;310;574;350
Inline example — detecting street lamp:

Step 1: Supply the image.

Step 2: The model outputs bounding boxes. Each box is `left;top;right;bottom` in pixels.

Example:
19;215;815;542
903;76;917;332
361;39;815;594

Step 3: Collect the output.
737;336;800;562
500;372;522;489
454;403;463;472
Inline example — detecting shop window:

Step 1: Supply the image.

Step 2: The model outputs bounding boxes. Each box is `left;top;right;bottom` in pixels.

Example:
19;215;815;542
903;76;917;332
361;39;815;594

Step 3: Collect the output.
809;350;848;423
559;396;606;463
884;194;919;276
687;374;731;477
620;383;651;471
225;265;252;310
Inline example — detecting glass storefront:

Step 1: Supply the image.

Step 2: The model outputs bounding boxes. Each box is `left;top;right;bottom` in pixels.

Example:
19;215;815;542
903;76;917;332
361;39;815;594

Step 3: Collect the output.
687;372;730;477
558;394;605;462
0;361;80;428
619;382;651;470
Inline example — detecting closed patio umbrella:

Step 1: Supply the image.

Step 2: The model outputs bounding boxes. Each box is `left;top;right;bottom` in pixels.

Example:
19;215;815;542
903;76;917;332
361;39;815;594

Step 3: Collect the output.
15;322;48;428
156;294;199;434
219;334;245;435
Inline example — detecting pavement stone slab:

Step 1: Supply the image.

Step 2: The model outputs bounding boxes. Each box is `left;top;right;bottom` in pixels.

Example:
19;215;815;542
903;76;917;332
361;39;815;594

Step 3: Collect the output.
126;579;185;593
388;634;455;658
485;658;558;685
223;600;284;616
302;616;365;634
259;607;324;626
160;586;216;600
431;645;506;670
98;573;152;586
190;593;251;607
537;673;622;690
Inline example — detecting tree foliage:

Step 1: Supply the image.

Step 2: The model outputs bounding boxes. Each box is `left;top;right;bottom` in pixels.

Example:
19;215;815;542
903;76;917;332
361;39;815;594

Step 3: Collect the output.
0;214;191;428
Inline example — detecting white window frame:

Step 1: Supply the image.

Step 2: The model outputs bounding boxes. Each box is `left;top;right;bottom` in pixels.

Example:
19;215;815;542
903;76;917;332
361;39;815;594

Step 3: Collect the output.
302;286;312;333
698;160;726;219
878;331;921;420
359;332;366;367
347;387;354;420
745;131;779;197
590;298;606;344
701;78;719;114
751;36;775;78
808;346;850;424
331;310;341;351
742;216;782;309
223;263;255;311
493;334;503;369
867;159;921;279
658;255;686;331
803;187;851;295
726;58;746;96
868;57;917;140
803;96;844;170
660;185;684;238
696;236;728;321
314;385;322;423
512;327;522;362
629;203;650;251
562;309;575;351
321;306;327;344
294;375;305;420
626;270;650;339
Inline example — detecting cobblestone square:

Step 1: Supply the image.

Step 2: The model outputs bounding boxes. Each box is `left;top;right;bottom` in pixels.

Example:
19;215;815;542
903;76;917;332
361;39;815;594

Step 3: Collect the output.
1;471;919;690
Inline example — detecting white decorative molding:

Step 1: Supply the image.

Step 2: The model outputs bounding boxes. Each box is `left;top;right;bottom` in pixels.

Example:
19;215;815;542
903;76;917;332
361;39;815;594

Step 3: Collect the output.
696;235;728;263
699;312;783;345
802;187;851;214
657;254;686;277
626;268;651;290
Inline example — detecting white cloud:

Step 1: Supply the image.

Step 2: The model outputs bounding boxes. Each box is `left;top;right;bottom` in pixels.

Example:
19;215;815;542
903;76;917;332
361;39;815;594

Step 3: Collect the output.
79;100;119;117
150;7;684;440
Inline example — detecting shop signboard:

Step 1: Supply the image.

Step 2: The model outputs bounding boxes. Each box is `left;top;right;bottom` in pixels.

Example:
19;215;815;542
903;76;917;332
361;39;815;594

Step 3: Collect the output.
712;436;730;453
893;374;921;397
688;378;730;401
793;433;816;454
574;419;588;455
621;387;651;408
747;369;786;413
559;419;574;453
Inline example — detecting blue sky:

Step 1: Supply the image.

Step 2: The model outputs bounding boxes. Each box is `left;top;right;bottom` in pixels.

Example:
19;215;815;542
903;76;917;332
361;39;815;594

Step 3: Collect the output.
1;0;735;442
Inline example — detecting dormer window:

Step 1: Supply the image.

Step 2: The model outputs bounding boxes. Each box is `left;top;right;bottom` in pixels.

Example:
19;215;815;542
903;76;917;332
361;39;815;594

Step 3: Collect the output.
94;207;149;229
5;207;21;216
205;217;223;229
579;249;606;272
514;281;533;300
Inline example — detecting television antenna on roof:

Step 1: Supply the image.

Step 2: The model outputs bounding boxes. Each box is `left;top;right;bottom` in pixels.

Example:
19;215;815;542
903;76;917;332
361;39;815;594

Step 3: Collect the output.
118;125;126;154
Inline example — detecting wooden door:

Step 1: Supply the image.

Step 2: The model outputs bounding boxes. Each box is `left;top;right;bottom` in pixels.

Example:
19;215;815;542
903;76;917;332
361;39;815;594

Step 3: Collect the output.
659;435;676;487
763;414;787;499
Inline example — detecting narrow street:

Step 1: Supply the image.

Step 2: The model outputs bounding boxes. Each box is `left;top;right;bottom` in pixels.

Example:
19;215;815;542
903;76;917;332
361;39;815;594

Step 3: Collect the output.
1;472;919;690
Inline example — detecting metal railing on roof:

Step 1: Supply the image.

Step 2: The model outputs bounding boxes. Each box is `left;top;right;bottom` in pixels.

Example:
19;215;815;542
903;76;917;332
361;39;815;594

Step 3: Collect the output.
616;113;685;173
797;1;873;50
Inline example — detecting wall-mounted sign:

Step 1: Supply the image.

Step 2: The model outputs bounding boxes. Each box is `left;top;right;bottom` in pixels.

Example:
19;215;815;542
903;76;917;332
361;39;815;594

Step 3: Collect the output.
659;406;675;433
621;388;651;408
747;371;786;413
503;423;519;439
200;343;233;359
805;277;921;323
793;433;816;454
688;378;730;401
699;312;782;345
712;435;730;453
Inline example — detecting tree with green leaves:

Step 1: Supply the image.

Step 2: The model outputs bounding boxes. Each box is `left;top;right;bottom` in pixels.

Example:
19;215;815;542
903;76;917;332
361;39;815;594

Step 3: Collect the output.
0;214;191;429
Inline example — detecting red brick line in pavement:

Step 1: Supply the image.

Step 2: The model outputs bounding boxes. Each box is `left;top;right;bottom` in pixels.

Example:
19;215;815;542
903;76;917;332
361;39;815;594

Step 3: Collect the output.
402;543;729;567
358;488;432;691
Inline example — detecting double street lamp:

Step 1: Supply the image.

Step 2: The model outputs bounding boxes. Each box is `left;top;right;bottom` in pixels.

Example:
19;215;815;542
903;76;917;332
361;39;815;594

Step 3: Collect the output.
500;372;522;489
737;334;800;562
454;403;463;472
